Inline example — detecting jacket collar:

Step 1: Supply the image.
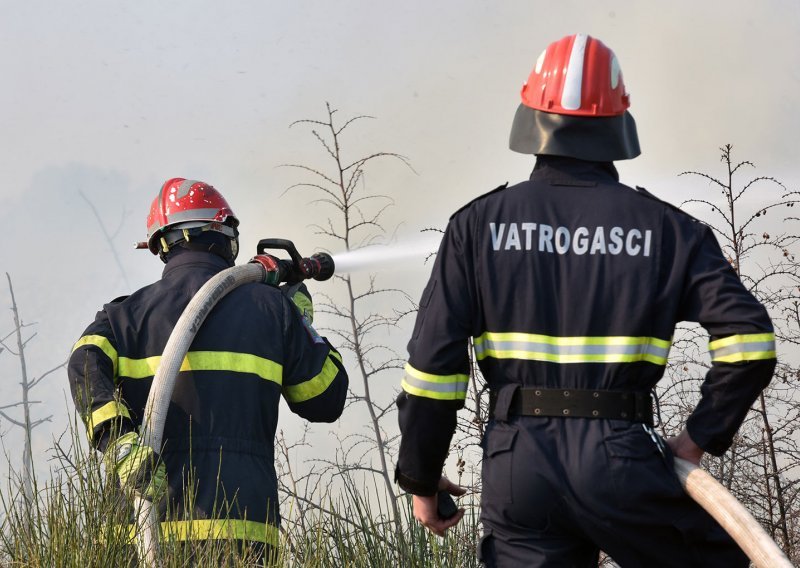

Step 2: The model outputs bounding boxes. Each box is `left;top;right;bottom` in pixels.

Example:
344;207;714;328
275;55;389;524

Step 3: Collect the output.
162;250;232;279
531;155;620;186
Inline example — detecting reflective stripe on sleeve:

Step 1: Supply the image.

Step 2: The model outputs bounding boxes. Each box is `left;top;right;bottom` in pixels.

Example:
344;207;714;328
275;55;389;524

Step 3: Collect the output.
72;335;119;376
709;333;776;363
401;364;468;401
283;351;342;403
118;355;160;378
473;332;671;365
117;351;284;385
292;290;314;324
85;401;131;440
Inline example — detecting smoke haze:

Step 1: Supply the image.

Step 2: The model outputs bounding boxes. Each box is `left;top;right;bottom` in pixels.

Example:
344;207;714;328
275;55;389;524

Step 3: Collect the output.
0;0;798;466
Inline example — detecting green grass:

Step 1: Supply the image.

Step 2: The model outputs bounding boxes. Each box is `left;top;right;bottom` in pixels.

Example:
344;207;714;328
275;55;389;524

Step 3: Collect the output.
0;430;481;567
279;476;480;568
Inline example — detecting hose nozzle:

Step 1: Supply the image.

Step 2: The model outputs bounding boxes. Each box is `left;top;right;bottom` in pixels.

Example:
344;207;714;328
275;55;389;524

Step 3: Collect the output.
253;238;335;285
301;253;335;281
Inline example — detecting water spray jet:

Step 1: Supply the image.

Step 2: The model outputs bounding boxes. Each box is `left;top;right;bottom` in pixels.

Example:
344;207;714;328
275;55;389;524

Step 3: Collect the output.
331;234;442;273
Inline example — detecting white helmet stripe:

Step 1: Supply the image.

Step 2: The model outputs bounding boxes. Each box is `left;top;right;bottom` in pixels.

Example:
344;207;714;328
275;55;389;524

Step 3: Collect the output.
561;33;588;111
610;54;621;90
534;48;547;74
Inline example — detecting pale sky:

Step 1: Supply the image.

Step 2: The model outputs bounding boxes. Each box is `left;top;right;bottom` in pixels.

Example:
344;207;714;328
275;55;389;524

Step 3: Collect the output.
1;0;798;468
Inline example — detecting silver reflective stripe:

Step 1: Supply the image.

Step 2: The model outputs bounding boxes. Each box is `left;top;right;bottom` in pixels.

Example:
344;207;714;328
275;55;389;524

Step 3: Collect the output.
473;332;671;365
167;208;221;223
712;341;774;359
403;373;466;394
401;364;468;401
708;333;776;363
475;341;667;357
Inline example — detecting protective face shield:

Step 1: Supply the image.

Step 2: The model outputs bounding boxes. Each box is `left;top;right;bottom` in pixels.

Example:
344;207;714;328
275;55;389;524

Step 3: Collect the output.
509;34;640;161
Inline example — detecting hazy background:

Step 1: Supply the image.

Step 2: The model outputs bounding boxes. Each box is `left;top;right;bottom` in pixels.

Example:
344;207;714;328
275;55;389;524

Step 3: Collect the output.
1;0;798;469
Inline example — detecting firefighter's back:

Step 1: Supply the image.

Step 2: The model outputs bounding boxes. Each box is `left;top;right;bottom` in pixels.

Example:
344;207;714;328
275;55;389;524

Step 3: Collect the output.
105;254;288;526
468;159;692;393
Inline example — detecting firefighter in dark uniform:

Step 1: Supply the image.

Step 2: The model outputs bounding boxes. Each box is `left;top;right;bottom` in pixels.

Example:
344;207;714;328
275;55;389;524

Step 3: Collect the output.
396;34;776;567
68;178;348;560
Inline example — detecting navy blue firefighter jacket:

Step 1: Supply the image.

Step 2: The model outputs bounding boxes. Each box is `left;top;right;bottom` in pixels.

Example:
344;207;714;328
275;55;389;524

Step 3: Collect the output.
68;250;348;546
396;156;776;496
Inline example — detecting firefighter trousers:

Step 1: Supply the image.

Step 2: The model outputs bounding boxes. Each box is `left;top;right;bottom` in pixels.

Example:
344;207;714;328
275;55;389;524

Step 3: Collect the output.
477;417;748;567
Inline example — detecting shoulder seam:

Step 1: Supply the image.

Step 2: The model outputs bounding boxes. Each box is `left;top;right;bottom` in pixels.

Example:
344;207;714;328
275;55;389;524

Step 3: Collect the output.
449;182;509;220
628;185;705;224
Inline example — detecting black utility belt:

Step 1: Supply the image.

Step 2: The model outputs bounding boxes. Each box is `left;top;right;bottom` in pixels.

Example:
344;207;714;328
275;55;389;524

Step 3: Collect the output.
489;387;653;426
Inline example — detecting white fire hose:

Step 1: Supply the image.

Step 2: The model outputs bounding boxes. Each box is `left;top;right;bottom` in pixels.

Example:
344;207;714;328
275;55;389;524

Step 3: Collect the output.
132;263;267;567
673;457;793;567
127;262;792;568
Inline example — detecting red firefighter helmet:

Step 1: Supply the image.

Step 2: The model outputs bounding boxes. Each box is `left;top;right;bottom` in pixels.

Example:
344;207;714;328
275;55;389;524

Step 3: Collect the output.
522;34;629;117
145;178;239;256
510;33;640;161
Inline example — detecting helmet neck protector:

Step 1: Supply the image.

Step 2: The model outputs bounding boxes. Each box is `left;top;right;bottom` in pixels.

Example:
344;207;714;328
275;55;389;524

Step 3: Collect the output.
510;104;640;161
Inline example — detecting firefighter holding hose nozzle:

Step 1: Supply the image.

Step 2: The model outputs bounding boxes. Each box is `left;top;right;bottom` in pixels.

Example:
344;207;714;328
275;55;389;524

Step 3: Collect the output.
68;178;348;562
395;34;776;566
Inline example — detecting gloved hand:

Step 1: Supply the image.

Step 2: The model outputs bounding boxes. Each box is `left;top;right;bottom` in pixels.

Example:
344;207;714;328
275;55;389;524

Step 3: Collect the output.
281;282;314;325
105;431;168;501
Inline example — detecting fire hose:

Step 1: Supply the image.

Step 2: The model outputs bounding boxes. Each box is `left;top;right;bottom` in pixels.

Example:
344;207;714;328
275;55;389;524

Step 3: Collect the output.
131;239;334;567
673;457;793;567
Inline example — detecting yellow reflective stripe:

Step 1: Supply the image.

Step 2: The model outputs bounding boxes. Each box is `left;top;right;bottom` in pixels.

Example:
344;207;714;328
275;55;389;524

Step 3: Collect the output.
401;364;468;401
118;519;279;546
473;332;671;365
475;350;668;365
184;352;283;382
160;519;279;546
292;290;314;323
119;355;160;378
709;333;777;363
118;351;283;385
72;335;118;376
283;353;341;403
474;332;671;348
85;401;130;439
